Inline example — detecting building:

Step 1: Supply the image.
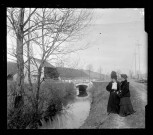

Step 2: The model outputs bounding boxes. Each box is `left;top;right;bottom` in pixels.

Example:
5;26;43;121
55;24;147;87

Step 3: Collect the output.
11;58;59;83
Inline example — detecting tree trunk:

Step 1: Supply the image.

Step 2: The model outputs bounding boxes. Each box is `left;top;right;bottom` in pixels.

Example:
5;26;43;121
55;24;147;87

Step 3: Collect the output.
35;11;45;114
15;8;25;109
35;66;42;113
27;47;32;90
27;8;32;90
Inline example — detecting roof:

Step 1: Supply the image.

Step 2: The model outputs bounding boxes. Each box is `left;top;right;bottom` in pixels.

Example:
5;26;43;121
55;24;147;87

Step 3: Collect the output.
32;58;55;68
7;59;55;75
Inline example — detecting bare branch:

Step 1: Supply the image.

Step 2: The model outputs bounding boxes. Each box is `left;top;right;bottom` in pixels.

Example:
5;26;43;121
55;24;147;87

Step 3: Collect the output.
7;57;17;62
7;14;17;36
23;8;37;27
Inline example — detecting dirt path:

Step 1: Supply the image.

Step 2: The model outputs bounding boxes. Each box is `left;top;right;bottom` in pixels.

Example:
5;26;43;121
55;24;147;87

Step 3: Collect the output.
98;113;130;129
113;114;130;128
102;80;146;128
80;81;147;129
107;80;147;129
129;81;147;108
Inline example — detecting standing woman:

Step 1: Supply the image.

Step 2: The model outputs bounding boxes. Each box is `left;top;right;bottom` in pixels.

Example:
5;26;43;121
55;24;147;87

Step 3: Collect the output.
117;74;135;117
106;71;120;115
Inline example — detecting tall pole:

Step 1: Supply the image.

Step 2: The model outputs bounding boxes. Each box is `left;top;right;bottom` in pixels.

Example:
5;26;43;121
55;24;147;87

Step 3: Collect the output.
101;68;103;80
89;70;90;82
81;69;83;81
137;42;141;79
134;50;137;78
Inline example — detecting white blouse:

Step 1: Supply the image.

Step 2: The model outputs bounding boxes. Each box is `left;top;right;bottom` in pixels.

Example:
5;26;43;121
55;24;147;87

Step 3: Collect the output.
112;82;117;90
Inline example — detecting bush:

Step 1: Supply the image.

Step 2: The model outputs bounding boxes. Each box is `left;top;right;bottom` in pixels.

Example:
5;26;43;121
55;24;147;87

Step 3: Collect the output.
39;82;76;119
7;81;40;129
7;81;16;112
7;80;76;129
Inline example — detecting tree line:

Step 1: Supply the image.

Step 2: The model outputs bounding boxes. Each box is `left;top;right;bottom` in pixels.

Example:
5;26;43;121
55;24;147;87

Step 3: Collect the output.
7;8;93;114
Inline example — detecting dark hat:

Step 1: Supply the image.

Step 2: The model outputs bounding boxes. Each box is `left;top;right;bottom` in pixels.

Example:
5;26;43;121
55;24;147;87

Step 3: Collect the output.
121;74;128;79
111;71;117;80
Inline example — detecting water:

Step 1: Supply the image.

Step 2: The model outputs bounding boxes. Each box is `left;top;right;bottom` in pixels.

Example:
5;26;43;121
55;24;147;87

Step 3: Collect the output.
60;98;91;128
40;83;93;129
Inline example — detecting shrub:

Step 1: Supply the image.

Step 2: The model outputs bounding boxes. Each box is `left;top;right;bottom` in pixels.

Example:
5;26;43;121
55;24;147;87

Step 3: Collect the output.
7;81;40;129
7;80;76;129
37;81;76;128
39;81;76;116
7;81;16;112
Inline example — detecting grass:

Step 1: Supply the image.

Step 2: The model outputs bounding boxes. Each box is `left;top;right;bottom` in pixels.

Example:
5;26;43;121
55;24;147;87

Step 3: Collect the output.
80;81;109;128
80;81;146;129
7;80;76;129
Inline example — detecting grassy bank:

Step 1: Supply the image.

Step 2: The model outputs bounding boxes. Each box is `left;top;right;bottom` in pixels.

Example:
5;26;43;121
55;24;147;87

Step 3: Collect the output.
80;81;146;129
7;80;76;129
80;81;109;129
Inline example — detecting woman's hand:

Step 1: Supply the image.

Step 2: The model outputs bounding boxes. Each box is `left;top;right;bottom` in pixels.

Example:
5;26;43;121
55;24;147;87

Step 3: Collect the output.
117;90;122;97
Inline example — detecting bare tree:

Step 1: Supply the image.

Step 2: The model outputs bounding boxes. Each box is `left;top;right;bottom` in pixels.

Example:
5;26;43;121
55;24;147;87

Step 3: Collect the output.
7;8;25;108
129;70;133;79
55;53;82;81
26;8;33;89
77;60;86;81
7;8;45;110
86;64;93;82
55;54;80;69
30;8;93;109
98;66;103;80
7;8;42;109
7;8;93;112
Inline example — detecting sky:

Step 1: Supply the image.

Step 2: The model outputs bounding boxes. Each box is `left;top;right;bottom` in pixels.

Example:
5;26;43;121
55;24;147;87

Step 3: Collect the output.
67;8;147;75
7;8;147;75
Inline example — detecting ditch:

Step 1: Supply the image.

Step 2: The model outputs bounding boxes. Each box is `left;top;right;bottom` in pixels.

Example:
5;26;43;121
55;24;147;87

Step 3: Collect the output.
39;83;93;129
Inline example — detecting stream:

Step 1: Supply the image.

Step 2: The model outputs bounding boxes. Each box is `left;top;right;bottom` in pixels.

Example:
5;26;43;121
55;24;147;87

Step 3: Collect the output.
39;82;93;129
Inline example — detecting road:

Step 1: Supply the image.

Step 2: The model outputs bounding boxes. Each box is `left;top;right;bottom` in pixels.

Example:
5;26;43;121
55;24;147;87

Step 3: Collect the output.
129;80;147;109
80;80;147;129
102;80;147;128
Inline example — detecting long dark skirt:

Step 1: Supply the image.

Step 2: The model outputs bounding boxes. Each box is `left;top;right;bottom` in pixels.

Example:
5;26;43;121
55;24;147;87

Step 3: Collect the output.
107;92;120;114
119;97;135;117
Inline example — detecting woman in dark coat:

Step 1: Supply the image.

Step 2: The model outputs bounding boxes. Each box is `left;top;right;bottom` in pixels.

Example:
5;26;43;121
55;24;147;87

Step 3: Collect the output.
106;71;120;115
117;74;135;117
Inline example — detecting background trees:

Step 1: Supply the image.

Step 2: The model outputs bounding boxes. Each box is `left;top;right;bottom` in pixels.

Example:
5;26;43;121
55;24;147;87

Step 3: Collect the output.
98;66;103;80
86;64;93;82
7;8;93;112
7;8;37;108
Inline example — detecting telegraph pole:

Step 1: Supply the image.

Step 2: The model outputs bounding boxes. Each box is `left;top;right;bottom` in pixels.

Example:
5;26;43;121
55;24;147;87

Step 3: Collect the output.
134;50;137;79
81;69;82;81
89;69;90;82
137;42;141;79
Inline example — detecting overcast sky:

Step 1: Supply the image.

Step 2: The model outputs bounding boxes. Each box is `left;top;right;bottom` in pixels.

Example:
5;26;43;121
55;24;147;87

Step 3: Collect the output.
7;8;147;75
68;8;146;75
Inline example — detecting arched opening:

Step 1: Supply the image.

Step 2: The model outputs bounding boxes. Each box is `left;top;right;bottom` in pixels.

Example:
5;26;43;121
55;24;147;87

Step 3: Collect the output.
76;85;88;97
